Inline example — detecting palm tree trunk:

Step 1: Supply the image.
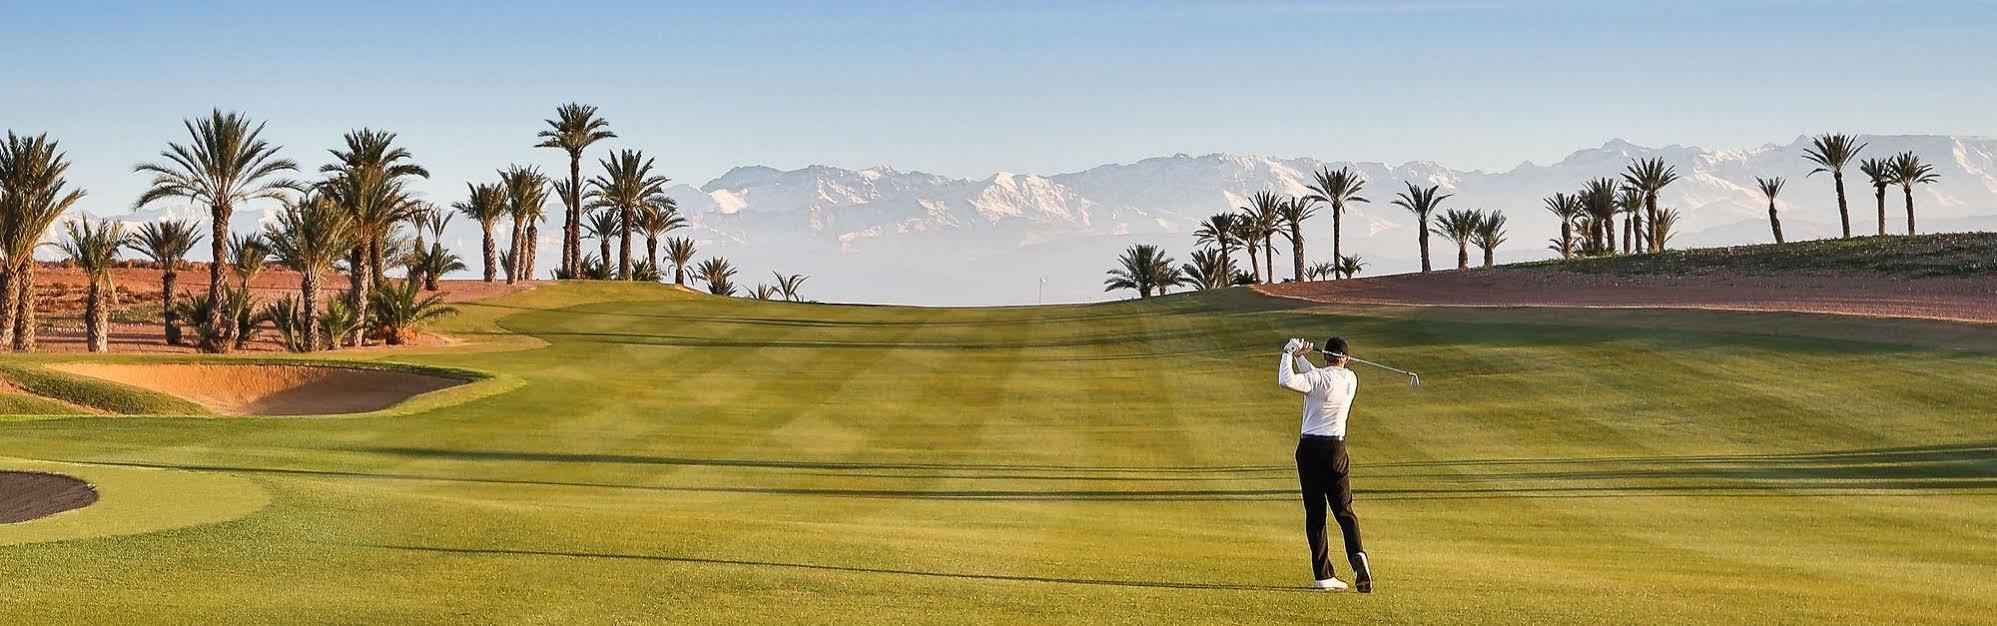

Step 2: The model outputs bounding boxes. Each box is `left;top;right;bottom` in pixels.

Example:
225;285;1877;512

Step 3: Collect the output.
1875;185;1888;236
647;235;659;274
1456;242;1469;270
481;226;497;282
157;267;179;345
302;271;319;352
525;223;539;280
1417;221;1431;273
1834;171;1851;238
1603;215;1617;254
618;206;635;280
566;153;582;276
1482;245;1494;268
1263;237;1274;284
1768;199;1784;244
13;261;37;352
599;232;612;276
348;247;370;347
506;220;523;285
1903;185;1917;235
674;264;686;286
410;233;426;288
1289;225;1305;282
1331;202;1343;280
1621;218;1632;254
1646;194;1662;252
0;268;14;349
1246;239;1261;283
368;239;385;291
1219;239;1234;282
85;282;106;353
206;203;232;352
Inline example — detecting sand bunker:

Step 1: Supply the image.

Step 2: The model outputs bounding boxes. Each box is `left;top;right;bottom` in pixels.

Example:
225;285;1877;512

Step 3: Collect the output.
49;363;467;416
0;472;97;524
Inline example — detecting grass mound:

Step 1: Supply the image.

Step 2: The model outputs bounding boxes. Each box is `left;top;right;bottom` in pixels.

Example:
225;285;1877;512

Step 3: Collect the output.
48;363;469;416
0;363;209;415
1518;231;1997;277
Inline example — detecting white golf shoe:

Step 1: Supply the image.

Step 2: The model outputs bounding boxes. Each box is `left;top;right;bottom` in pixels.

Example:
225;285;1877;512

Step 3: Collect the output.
1313;577;1349;591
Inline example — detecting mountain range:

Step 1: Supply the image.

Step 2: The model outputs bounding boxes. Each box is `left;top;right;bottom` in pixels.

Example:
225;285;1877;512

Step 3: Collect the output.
122;134;1997;306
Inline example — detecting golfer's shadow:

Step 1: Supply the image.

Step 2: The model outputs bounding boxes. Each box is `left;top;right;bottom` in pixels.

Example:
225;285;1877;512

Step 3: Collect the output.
353;543;1315;593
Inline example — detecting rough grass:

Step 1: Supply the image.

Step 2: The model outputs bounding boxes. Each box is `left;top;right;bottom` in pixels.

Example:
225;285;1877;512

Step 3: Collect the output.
0;283;1992;623
1518;231;1997;277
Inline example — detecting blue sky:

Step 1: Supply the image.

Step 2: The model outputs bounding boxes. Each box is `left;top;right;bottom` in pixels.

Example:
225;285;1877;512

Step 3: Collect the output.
3;0;1994;208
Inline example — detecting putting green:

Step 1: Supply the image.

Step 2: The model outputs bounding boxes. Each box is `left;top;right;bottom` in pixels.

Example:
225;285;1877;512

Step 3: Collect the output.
0;458;268;547
0;282;1992;623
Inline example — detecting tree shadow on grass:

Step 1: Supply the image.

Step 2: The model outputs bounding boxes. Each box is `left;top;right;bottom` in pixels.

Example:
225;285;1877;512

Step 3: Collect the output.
352;543;1315;593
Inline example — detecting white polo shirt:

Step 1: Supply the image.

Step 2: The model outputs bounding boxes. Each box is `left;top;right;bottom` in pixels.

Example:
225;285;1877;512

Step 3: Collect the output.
1277;353;1358;437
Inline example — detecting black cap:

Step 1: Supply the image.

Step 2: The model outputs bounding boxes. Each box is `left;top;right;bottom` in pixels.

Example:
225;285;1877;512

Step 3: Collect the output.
1324;336;1349;356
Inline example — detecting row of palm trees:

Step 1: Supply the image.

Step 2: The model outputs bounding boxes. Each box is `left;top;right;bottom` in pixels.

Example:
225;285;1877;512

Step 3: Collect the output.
1770;135;1939;242
0;104;817;354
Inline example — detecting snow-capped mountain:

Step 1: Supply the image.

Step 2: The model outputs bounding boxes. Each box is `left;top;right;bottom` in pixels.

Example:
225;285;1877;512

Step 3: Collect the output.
657;134;1997;305
101;135;1997;306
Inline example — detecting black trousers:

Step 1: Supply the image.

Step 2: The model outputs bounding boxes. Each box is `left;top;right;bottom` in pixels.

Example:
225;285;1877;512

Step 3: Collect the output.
1296;435;1365;581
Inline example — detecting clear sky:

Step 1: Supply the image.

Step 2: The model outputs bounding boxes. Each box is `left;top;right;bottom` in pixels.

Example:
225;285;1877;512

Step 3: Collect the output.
4;0;1994;209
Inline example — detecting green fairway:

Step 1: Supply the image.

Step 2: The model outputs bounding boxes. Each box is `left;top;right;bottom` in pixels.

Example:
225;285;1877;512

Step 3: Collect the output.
1;282;1994;623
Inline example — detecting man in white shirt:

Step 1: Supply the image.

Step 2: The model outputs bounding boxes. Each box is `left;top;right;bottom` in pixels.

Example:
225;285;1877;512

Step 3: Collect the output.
1278;336;1373;593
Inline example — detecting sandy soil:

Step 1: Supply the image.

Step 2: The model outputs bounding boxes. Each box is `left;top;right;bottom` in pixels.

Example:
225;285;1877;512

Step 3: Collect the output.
50;363;468;416
0;472;97;524
1257;268;1997;324
17;263;535;353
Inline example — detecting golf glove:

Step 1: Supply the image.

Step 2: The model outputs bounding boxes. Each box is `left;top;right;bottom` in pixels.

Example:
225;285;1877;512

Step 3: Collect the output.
1284;339;1303;354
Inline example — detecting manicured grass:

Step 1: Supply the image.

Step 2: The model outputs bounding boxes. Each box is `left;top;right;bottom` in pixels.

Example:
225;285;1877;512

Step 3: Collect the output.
0;362;209;415
1517;231;1997;277
0;283;1992;622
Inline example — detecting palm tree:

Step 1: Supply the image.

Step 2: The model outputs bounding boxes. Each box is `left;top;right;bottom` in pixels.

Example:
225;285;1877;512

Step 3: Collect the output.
584;208;621;279
1858;158;1893;236
586;150;671;280
1246;191;1284;283
320;131;427;346
537;104;616;277
637;195;686;273
1756;177;1786;244
750;284;779;300
1303;166;1368;276
367;278;457;345
1542;193;1582;259
1578;178;1620;254
1653;208;1683;248
1192;213;1238;279
1390;182;1451;272
57;219;123;352
1304;261;1336;281
1182;248;1233;290
1335;254;1367;280
453;182;507;282
773;272;808;301
1228;214;1262;284
263;191;355;351
227;232;269;292
132;111;299;352
696;257;739;296
665;237;697;287
1431;209;1480;270
1803;133;1866;239
1472;210;1508;268
1889;152;1939;235
0;134;87;352
411;245;467;291
1615;186;1646;254
499;165;548;284
126;220;203;346
1275;195;1318;282
1621;157;1679;252
1103;244;1180;298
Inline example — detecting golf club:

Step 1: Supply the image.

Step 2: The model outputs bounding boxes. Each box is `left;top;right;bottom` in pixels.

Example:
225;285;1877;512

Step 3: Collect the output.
1316;346;1420;387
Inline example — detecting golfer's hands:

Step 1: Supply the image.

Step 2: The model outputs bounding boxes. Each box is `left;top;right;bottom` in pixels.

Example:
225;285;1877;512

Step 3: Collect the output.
1284;338;1303;354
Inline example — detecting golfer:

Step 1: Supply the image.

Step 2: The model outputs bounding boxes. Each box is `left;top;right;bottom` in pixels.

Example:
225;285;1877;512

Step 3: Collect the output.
1278;337;1373;593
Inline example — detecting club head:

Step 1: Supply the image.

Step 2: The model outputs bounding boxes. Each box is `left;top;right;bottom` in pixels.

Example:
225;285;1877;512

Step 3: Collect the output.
1409;373;1420;388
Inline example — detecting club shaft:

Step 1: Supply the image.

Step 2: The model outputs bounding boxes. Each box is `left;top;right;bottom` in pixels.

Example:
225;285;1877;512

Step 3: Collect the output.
1328;352;1416;378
